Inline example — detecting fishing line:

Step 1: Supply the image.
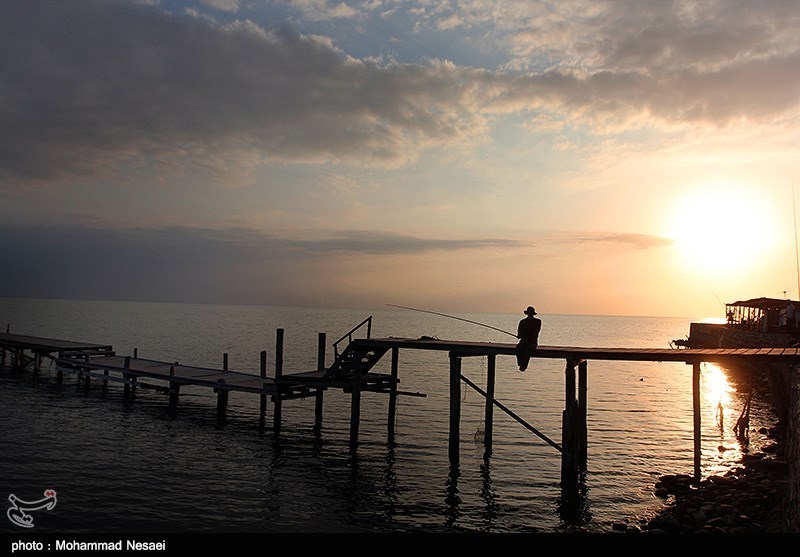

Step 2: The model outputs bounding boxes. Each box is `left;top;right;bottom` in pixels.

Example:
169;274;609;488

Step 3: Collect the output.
386;304;517;338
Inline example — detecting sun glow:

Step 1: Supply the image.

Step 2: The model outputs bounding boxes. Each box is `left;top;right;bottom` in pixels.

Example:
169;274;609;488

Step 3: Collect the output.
665;185;778;276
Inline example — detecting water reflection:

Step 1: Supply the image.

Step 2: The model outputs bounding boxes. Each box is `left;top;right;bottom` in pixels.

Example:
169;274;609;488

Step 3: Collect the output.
478;458;498;531
557;473;591;527
702;362;747;474
444;465;461;528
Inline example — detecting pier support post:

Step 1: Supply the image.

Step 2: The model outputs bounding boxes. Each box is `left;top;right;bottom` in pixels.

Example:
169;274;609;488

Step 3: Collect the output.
169;365;180;411
56;352;63;383
388;347;399;440
484;354;496;454
216;380;228;416
260;350;267;416
561;360;579;489
83;354;91;392
693;361;702;483
578;360;588;472
349;349;363;450
273;328;284;434
123;356;131;399
315;332;325;432
133;348;138;359
1;347;5;368
449;352;462;466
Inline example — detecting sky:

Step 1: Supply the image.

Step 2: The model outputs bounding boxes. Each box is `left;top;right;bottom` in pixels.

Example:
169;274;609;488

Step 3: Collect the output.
1;0;799;318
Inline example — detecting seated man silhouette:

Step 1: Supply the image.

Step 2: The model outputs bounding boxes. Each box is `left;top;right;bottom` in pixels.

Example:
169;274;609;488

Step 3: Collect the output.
516;306;541;371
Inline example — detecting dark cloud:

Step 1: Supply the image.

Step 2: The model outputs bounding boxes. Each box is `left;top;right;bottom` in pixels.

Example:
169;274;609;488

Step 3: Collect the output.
286;230;525;254
565;232;673;249
1;0;797;188
0;224;528;302
0;1;484;185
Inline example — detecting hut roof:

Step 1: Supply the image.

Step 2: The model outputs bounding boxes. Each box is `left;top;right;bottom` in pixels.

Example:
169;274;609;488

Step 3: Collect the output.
727;297;799;310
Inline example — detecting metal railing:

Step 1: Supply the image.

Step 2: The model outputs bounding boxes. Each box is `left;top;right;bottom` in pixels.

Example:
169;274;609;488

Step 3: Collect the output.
333;316;372;361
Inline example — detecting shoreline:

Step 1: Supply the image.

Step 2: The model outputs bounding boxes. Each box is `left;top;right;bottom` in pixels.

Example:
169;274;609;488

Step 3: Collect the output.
612;422;791;534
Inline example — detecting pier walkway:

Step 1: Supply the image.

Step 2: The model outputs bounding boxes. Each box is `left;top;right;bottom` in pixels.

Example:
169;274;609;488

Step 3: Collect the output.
3;320;799;518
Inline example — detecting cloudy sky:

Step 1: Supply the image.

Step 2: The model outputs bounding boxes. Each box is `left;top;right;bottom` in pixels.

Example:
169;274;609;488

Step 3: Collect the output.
1;0;799;317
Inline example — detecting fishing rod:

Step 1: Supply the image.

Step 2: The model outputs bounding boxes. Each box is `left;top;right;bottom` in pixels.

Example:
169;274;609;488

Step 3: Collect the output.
386;303;518;338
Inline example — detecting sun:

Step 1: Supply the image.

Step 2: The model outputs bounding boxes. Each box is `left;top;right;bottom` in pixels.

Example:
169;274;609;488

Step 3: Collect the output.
664;184;778;276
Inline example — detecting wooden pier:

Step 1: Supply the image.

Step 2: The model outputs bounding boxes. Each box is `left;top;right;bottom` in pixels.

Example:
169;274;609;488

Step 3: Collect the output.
3;320;799;521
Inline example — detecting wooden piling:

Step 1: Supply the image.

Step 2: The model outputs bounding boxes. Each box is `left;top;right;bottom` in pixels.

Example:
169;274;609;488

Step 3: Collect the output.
314;332;325;431
449;352;462;465
259;350;267;415
388;346;399;439
56;352;63;383
223;352;228;371
83;354;91;391
349;349;363;450
274;328;284;434
0;347;5;368
578;360;588;472
484;354;496;453
123;356;131;399
216;379;228;416
561;360;579;487
169;364;179;410
693;361;702;483
133;347;138;359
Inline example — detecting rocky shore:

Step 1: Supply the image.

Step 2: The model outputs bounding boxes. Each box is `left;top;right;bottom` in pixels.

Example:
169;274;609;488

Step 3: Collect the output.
611;425;791;534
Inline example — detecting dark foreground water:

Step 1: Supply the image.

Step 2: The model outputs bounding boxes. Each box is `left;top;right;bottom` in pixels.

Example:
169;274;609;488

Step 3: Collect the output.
0;298;778;534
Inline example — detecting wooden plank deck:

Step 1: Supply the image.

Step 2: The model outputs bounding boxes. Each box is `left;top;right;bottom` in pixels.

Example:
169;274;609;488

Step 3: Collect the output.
354;337;800;364
0;332;113;353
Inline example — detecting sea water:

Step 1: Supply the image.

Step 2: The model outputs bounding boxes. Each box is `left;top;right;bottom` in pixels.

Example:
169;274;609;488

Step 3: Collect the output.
0;298;778;533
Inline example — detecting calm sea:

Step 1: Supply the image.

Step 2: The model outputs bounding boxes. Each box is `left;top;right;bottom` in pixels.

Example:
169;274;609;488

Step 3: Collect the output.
0;298;778;534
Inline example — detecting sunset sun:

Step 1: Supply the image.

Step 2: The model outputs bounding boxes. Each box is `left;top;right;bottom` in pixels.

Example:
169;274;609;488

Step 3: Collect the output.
665;185;778;276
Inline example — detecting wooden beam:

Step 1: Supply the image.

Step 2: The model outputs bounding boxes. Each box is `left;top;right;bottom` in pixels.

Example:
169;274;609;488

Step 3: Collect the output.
484;354;496;454
168;364;179;411
259;350;267;416
388;346;399;440
315;332;325;432
449;352;462;465
561;360;578;487
693;362;702;483
349;348;363;450
274;328;284;434
578;360;588;472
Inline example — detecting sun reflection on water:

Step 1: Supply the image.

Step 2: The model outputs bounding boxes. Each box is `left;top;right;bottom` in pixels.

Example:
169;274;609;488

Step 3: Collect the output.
702;362;743;476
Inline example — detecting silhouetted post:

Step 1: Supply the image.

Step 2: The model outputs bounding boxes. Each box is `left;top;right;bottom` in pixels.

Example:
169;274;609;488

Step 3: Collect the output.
169;364;180;410
349;349;363;450
34;352;41;373
449;352;462;465
578;360;588;472
693;362;702;483
133;348;138;359
561;360;579;488
259;350;267;416
55;352;63;383
223;352;229;371
484;354;496;453
0;347;5;368
123;356;131;399
216;379;228;416
388;347;399;439
315;332;325;432
274;328;284;434
83;354;91;392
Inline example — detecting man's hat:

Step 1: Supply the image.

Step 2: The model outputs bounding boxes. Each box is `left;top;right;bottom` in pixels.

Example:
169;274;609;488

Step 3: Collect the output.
524;306;537;315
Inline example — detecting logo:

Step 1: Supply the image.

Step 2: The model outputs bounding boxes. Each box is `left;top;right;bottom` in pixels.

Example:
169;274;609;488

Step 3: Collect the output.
7;490;57;528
